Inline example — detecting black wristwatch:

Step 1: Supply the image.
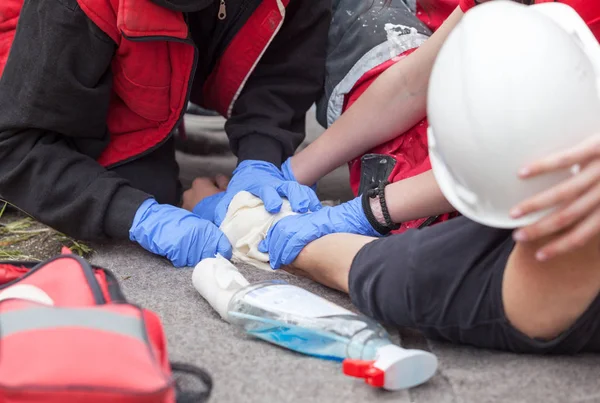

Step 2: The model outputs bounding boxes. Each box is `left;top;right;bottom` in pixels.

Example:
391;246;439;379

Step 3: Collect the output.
361;181;401;235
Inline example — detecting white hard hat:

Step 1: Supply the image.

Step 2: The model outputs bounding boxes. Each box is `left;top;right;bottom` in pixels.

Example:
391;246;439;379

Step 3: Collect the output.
427;1;600;228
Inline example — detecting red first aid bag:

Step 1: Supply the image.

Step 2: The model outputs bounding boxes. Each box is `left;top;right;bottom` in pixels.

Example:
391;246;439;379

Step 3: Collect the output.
0;249;212;403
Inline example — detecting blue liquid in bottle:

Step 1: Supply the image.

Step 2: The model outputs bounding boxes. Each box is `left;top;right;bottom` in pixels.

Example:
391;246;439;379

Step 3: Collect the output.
228;281;402;362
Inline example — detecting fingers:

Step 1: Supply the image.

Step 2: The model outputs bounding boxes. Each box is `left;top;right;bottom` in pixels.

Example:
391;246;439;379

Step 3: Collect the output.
192;192;224;222
171;255;187;268
263;222;294;270
216;234;233;260
519;134;600;178
181;189;196;212
192;177;219;191
215;174;230;190
515;180;600;244
257;186;283;214
277;182;309;213
280;233;311;267
511;160;600;218
277;182;322;213
307;188;323;212
534;207;600;261
269;231;293;270
213;193;233;227
193;224;233;265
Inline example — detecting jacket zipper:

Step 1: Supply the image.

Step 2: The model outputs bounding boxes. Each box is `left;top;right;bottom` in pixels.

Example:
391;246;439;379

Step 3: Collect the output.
218;0;226;19
215;0;254;62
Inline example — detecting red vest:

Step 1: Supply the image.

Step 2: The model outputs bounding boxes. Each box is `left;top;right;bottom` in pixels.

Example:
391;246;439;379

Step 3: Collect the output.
0;0;288;167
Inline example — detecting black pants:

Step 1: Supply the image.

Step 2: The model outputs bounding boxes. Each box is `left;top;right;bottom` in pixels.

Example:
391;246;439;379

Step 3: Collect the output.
349;216;600;354
111;138;182;207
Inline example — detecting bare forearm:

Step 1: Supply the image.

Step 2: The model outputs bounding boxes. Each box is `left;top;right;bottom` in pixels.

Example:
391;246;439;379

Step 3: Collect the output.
286;234;377;293
283;173;452;291
291;8;465;186
384;170;455;223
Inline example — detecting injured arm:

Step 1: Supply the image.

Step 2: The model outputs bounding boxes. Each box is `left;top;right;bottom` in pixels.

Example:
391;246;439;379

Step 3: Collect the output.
383;170;455;224
290;8;465;186
284;234;377;293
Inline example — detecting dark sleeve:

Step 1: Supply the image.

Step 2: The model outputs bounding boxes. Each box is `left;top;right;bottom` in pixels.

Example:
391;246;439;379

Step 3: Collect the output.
225;0;332;167
0;0;150;241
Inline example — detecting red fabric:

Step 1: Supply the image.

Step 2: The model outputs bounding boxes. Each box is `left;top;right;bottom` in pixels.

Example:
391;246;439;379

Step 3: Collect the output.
76;0;196;167
94;268;113;302
0;303;173;402
0;255;175;402
0;0;23;78
415;0;600;39
544;0;600;41
458;0;476;13
0;262;111;303
0;257;98;306
458;0;477;13
346;50;456;233
203;0;289;117
416;0;459;31
1;0;283;168
0;264;28;283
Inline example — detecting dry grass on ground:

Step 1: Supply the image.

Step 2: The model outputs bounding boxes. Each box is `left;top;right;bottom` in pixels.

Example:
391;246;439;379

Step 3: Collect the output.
0;203;93;262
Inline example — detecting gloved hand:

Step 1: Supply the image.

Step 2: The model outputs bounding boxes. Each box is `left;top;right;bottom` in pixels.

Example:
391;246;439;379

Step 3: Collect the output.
130;199;232;267
212;160;322;226
193;191;225;223
258;196;381;269
281;157;317;192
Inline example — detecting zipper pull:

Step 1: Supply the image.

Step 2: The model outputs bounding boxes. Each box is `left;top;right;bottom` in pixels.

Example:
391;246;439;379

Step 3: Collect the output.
218;0;226;20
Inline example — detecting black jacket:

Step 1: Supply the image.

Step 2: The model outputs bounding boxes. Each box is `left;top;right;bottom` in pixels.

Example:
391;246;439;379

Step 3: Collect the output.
0;0;331;241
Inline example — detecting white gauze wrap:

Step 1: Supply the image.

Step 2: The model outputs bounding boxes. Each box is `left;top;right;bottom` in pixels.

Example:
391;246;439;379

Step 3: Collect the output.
219;191;297;271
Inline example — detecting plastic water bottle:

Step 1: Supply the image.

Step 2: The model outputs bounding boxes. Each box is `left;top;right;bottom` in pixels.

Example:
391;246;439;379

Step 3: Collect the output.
193;255;437;390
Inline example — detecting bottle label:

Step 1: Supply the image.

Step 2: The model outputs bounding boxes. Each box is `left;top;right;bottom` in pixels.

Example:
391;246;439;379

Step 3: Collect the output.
244;284;354;318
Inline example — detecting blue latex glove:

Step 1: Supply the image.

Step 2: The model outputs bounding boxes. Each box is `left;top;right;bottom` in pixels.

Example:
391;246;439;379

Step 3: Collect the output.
212;160;322;226
193;192;225;223
281;158;317;192
258;196;381;269
130;199;232;267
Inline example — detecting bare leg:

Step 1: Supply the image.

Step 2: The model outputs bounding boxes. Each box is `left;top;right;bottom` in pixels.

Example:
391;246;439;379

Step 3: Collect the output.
503;232;600;340
285;234;377;293
288;229;600;342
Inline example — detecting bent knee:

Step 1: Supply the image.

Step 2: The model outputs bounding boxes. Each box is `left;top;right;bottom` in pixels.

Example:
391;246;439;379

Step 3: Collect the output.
503;233;600;341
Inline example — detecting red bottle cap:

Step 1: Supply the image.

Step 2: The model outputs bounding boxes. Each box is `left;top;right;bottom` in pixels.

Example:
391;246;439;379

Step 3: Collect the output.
342;359;385;388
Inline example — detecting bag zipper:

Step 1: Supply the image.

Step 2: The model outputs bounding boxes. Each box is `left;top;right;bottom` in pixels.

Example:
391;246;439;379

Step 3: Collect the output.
218;0;226;19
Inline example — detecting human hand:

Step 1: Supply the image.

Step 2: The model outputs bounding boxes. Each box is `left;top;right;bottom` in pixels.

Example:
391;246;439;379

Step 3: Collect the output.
183;175;230;222
182;175;229;212
510;134;600;261
258;196;379;269
129;199;232;267
281;157;317;191
213;160;321;226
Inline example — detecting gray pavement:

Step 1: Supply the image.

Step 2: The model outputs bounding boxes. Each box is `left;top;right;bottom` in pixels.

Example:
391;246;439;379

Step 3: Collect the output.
90;112;600;402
